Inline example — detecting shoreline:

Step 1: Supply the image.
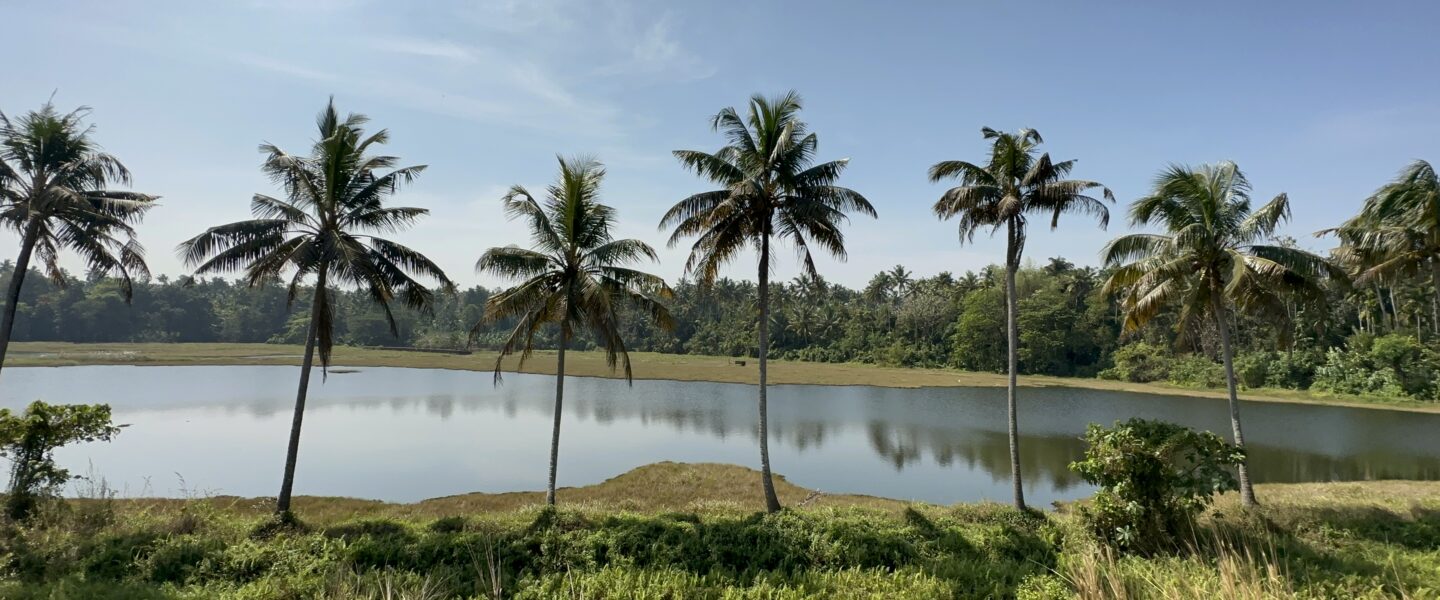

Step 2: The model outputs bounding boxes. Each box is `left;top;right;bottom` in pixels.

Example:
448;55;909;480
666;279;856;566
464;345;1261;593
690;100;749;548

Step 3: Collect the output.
8;341;1439;414
63;462;1440;516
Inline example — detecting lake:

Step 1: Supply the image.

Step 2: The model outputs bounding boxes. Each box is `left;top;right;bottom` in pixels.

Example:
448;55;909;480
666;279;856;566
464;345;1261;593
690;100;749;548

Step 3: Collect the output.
2;365;1438;506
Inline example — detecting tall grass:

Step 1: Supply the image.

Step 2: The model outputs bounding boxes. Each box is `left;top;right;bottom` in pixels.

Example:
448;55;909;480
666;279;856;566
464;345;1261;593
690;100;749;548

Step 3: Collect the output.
1;468;1437;599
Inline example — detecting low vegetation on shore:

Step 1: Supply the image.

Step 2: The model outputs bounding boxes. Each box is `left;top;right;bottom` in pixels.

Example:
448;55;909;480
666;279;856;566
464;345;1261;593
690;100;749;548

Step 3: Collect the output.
1;463;1436;599
8;341;1439;413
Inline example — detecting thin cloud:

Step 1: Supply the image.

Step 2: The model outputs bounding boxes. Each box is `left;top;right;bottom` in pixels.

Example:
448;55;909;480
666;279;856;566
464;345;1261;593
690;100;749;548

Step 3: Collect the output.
228;52;338;83
371;38;477;62
594;14;715;82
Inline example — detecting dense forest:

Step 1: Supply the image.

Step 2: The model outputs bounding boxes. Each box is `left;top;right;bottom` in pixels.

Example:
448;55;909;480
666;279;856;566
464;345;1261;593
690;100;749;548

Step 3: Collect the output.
5;252;1437;401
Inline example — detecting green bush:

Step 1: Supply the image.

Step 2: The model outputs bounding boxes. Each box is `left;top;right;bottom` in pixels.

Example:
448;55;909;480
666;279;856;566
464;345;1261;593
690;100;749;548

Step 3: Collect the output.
1312;334;1438;400
1098;342;1173;383
1263;349;1321;389
1313;348;1407;399
0;402;122;520
1233;351;1273;389
426;515;466;533
1368;334;1437;398
1166;355;1225;388
142;535;225;583
1069;419;1244;554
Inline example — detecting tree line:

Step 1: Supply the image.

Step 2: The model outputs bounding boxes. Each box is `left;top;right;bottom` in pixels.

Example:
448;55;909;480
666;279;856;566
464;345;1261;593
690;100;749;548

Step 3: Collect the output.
1;94;1436;516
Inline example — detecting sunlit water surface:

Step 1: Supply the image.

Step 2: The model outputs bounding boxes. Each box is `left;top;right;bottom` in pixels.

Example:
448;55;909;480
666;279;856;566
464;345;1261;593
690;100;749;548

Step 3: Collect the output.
3;365;1437;505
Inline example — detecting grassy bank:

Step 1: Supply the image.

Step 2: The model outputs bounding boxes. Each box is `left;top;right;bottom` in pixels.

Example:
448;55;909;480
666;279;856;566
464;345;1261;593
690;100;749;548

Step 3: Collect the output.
8;341;1440;413
1;463;1436;599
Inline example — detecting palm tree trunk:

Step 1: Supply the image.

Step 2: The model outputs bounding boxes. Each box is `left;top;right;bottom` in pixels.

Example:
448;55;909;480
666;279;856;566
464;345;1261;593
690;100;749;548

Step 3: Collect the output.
276;266;327;515
1387;285;1399;332
0;223;39;382
1431;260;1439;336
1003;224;1026;512
757;234;782;513
1211;294;1257;507
546;326;568;506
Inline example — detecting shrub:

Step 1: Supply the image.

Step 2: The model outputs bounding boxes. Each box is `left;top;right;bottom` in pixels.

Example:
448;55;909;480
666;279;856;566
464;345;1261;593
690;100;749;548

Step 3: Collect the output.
1311;334;1438;400
1098;342;1172;383
1368;334;1437;399
1166;355;1225;388
1233;351;1273;389
1263;349;1321;389
1312;348;1407;399
1069;419;1244;554
142;535;225;583
0;402;121;521
426;516;466;533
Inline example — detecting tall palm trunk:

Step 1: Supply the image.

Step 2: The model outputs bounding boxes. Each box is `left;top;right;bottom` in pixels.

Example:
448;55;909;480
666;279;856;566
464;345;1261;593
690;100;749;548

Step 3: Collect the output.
276;266;326;515
546;326;568;506
1389;286;1401;332
1431;260;1439;336
757;233;781;513
0;222;39;381
1003;222;1026;511
1211;293;1257;507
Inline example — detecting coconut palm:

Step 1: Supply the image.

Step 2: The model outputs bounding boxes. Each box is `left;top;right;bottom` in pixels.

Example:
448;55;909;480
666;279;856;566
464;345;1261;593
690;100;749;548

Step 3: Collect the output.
178;99;452;515
888;265;914;300
474;155;673;506
661;91;875;513
1102;162;1337;507
1323;160;1439;330
0;103;156;380
929;127;1111;511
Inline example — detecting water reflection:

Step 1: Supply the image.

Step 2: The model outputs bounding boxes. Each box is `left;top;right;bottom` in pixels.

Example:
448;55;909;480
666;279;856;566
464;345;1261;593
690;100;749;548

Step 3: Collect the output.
1;365;1437;504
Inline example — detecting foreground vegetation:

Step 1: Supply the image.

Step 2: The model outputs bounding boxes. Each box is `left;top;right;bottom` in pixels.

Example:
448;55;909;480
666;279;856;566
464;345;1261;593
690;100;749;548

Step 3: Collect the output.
0;463;1435;599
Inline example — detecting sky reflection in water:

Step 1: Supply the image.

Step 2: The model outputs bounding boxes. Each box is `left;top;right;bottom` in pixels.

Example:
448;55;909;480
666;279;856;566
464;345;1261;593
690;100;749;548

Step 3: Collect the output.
2;365;1437;505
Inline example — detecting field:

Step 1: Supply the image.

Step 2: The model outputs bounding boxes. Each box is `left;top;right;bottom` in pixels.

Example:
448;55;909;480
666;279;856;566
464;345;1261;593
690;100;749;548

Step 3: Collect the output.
8;341;1439;413
1;463;1437;599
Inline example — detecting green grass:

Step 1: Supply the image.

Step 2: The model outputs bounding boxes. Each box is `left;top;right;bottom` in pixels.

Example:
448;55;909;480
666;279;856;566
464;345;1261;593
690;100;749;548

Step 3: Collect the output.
9;341;1439;413
1;463;1437;599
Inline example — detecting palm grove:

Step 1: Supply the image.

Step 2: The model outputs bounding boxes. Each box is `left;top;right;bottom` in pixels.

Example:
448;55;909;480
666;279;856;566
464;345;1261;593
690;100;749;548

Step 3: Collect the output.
2;95;1438;514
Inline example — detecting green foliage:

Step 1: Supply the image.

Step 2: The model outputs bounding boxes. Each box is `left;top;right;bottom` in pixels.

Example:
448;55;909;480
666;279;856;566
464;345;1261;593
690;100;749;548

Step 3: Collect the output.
176;98;454;370
950;287;1005;372
1312;334;1438;400
0;504;1060;599
0;401;121;520
1098;342;1173;383
0;102;157;309
1069;419;1244;554
473;156;673;379
1166;355;1226;389
3;482;1440;598
1263;350;1322;389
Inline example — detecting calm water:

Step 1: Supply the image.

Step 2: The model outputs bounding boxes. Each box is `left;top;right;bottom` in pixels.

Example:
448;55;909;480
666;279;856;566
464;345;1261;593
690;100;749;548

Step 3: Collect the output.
2;365;1438;506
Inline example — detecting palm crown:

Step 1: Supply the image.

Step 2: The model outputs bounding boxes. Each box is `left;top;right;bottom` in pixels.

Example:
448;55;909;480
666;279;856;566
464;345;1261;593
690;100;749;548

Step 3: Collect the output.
929;128;1112;260
179;99;453;367
1325;160;1439;285
1102;162;1336;343
0;103;155;295
475;155;673;380
660;91;876;281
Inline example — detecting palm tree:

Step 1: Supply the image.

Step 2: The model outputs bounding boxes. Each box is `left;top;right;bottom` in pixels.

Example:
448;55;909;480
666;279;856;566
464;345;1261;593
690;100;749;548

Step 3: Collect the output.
1102;162;1336;507
0;103;156;380
1323;160;1439;332
178;99;452;516
888;265;914;300
474;155;672;506
928;127;1111;511
661;91;875;513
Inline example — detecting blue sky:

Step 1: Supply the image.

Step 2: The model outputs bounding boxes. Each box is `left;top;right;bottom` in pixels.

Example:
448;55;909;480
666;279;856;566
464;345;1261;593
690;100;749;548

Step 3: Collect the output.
4;0;1439;288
